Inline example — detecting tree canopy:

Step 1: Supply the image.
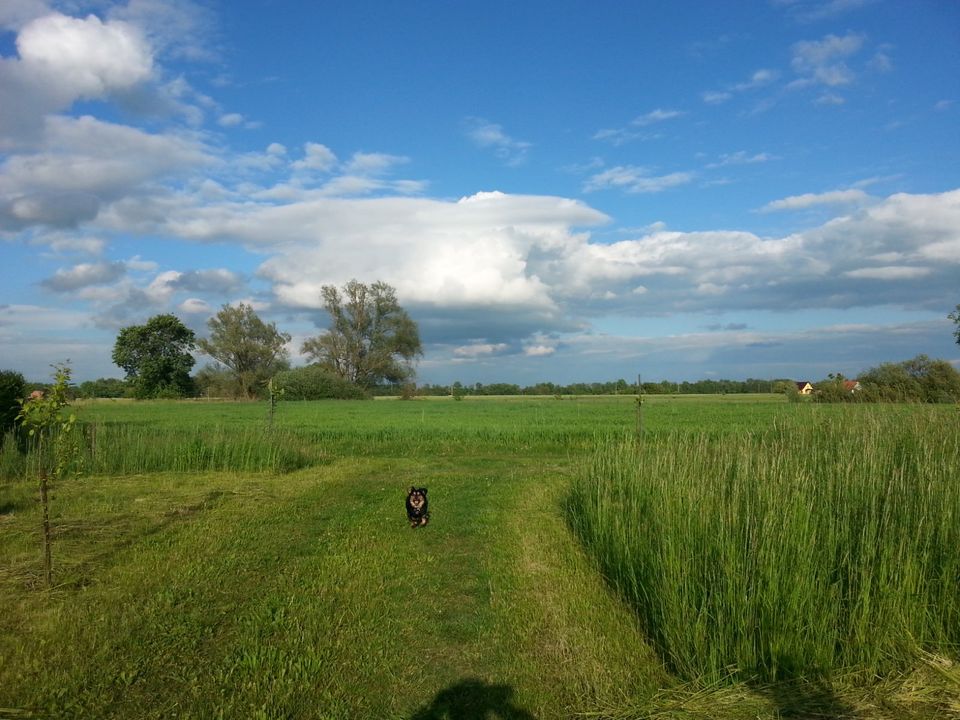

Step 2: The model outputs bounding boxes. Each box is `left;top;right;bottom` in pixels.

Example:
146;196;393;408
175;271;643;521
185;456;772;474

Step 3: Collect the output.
112;314;196;398
198;303;291;399
301;280;422;389
949;304;960;346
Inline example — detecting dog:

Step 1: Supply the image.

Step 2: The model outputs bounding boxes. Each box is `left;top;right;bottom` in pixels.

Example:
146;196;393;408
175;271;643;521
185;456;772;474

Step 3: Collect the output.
406;487;429;528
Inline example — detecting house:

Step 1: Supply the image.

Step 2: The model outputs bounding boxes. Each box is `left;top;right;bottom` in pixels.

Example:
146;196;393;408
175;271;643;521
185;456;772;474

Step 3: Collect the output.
843;380;861;393
795;381;814;395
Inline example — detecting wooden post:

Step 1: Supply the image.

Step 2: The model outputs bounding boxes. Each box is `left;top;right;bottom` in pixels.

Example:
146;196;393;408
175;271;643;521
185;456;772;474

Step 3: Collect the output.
636;373;644;441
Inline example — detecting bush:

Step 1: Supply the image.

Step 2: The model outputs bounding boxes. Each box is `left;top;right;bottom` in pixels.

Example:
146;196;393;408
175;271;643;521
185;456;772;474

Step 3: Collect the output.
0;370;26;436
272;365;369;400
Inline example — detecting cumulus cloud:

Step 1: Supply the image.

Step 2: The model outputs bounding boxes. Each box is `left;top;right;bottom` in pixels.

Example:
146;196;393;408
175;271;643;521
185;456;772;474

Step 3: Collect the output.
0;11;156;145
132;183;960;353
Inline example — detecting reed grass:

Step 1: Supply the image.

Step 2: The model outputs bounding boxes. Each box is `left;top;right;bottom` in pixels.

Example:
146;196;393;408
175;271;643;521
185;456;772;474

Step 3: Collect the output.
567;408;960;683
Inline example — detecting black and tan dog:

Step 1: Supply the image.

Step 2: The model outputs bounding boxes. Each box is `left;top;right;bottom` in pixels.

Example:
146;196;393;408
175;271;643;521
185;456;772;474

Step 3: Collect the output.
406;487;429;528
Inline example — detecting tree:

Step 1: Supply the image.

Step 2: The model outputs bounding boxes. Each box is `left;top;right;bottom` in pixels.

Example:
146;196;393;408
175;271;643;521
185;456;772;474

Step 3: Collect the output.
198;303;291;399
17;364;82;586
1;369;26;438
112;314;196;398
950;304;960;346
301;280;422;389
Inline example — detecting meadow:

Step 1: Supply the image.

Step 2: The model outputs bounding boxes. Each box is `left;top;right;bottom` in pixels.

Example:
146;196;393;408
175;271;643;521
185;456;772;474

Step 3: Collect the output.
1;395;958;719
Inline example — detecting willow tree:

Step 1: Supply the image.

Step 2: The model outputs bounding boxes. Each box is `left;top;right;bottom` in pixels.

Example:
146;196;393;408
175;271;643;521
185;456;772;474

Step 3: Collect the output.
301;280;422;389
198;303;291;399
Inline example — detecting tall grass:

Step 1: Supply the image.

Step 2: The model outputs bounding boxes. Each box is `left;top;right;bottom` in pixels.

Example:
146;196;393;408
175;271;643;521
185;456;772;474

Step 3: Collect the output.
567;409;960;682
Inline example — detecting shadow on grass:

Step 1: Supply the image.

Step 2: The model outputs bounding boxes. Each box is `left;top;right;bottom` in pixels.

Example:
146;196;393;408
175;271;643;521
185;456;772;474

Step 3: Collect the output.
755;676;859;719
409;677;537;720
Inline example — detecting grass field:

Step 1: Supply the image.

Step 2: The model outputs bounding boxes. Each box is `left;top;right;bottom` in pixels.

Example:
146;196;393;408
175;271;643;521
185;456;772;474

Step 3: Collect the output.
1;396;959;719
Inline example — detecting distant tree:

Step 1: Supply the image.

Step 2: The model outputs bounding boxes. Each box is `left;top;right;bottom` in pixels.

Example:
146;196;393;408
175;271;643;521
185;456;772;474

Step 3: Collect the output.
949;304;960;346
902;354;960;403
198;303;291;399
0;369;26;437
112;314;196;399
301;280;422;389
77;377;128;399
856;354;960;403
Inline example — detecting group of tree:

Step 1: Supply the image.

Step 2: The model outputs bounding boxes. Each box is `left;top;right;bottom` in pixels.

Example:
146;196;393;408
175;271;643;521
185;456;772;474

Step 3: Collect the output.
815;355;960;403
104;280;422;400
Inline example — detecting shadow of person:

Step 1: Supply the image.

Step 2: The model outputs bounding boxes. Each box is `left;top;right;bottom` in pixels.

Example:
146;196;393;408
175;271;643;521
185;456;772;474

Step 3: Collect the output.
409;677;537;720
755;676;859;719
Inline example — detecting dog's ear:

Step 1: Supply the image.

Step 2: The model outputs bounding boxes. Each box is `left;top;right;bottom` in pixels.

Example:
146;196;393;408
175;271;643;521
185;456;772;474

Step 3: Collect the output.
409;486;416;494
420;487;428;495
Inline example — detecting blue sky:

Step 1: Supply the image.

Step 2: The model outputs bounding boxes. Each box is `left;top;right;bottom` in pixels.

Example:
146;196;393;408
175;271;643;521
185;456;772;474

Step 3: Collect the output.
1;0;958;386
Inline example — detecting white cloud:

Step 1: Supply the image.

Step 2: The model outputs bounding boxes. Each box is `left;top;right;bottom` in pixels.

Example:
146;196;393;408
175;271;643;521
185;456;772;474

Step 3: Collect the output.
0;115;213;228
632;108;684;127
593;109;683;145
731;69;778;91
108;0;218;63
41;261;126;291
464;118;531;165
790;32;864;87
706;151;776;169
179;297;211;314
523;344;555;357
843;266;931;280
760;188;869;211
584;166;694;194
17;12;154;97
814;93;845;105
343;152;408;175
702;91;733;105
218;113;244;127
0;11;158;147
453;342;509;358
291;142;338;173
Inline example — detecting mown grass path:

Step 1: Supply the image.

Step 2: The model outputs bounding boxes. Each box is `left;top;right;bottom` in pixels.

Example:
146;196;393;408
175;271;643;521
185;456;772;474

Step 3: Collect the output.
1;452;666;719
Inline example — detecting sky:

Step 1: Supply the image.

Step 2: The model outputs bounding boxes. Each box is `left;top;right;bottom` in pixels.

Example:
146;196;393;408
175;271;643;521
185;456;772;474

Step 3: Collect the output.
0;0;958;386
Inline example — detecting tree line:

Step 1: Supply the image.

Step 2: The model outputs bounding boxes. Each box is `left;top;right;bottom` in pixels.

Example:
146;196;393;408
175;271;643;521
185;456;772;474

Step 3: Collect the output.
7;300;960;404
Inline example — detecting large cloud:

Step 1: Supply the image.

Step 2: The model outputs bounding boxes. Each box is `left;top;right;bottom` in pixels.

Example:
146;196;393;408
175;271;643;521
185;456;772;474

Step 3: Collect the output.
107;185;960;349
0;11;154;146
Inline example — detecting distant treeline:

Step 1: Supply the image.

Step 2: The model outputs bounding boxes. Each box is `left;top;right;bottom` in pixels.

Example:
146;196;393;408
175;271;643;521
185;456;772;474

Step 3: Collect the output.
385;378;789;397
7;353;958;404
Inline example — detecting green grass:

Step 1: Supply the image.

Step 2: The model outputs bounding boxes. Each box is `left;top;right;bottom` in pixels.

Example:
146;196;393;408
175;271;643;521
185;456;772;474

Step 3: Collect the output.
1;397;958;718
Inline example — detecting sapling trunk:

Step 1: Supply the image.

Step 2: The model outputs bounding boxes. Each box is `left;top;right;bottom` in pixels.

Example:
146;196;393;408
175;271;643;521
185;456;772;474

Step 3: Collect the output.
39;465;52;587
